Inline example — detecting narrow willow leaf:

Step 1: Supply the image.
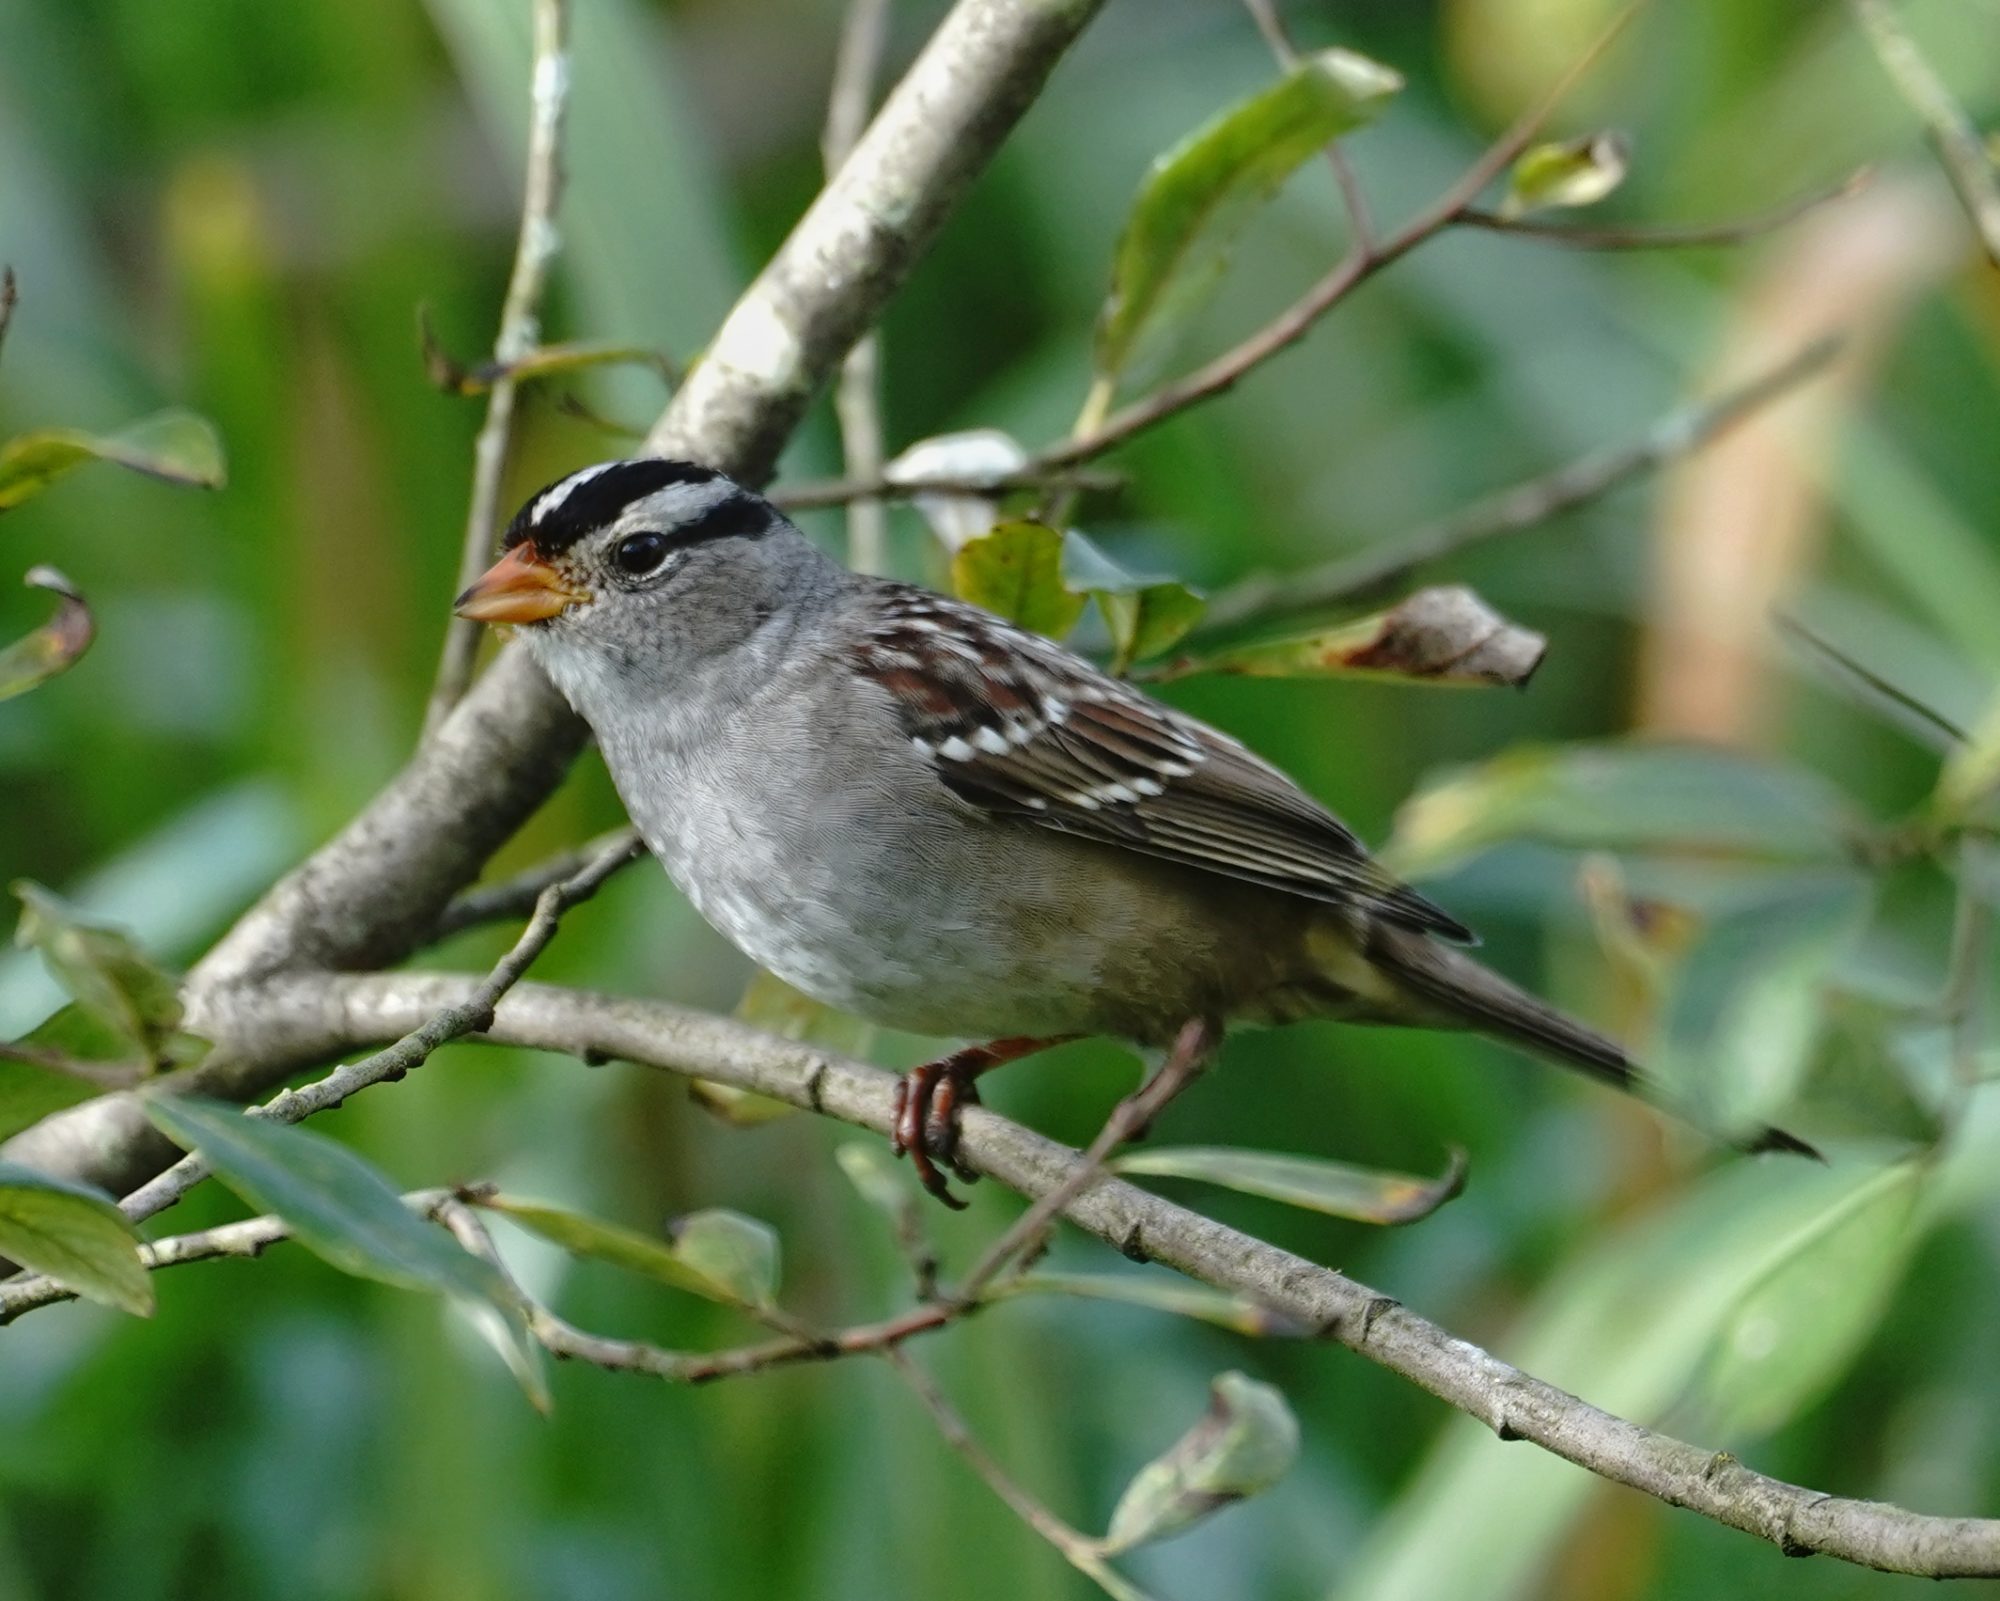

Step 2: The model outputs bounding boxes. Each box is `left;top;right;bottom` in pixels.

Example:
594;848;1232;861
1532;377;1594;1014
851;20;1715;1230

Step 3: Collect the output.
0;409;225;511
1170;586;1543;688
1061;531;1205;673
0;566;94;700
0;1160;152;1316
12;883;190;1064
480;1193;775;1310
144;1097;546;1408
1096;49;1403;387
1098;1372;1300;1555
1381;742;1859;880
668;1209;780;1310
951;521;1087;638
1000;1272;1308;1338
1692;1162;1923;1438
1499;131;1630;219
1112;1145;1465;1225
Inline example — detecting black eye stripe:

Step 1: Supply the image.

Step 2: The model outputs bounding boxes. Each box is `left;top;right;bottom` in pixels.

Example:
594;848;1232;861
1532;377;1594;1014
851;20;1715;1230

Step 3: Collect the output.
671;493;777;546
505;458;720;557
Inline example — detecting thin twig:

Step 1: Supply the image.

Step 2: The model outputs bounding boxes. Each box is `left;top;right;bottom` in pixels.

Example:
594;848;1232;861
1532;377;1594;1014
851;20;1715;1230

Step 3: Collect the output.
198;972;2000;1579
1198;335;1841;632
1459;169;1869;250
0;1212;290;1324
434;826;643;939
118;833;637;1227
0;266;18;372
955;1018;1215;1302
1040;0;1645;472
441;1191;968;1381
770;463;1123;512
1240;0;1375;251
886;1349;1163;1601
1850;0;2000;266
823;0;896;573
424;0;573;736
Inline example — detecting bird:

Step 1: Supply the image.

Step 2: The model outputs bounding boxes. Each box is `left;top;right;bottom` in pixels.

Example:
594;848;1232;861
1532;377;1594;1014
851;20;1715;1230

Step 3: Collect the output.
454;458;1814;1204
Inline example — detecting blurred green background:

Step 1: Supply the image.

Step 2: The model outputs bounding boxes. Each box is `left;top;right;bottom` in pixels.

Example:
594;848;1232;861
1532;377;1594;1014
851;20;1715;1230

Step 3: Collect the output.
3;0;1999;1596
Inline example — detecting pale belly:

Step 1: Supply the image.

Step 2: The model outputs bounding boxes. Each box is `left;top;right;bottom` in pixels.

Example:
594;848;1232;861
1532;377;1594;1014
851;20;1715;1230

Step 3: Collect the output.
650;809;1129;1040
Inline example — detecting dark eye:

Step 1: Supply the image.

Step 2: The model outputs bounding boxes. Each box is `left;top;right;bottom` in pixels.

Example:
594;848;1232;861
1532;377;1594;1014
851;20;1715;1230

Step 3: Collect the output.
612;531;669;576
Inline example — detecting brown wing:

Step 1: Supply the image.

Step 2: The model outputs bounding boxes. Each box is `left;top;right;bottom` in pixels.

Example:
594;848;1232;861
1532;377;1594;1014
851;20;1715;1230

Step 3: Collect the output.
854;585;1473;943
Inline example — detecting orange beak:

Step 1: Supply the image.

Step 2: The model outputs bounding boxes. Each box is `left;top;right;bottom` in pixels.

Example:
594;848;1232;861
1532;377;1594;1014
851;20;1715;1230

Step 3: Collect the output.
453;545;589;625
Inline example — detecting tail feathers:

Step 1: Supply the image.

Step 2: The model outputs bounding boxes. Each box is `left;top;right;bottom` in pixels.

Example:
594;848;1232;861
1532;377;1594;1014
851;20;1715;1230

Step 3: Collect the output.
1366;925;1635;1091
1364;927;1819;1161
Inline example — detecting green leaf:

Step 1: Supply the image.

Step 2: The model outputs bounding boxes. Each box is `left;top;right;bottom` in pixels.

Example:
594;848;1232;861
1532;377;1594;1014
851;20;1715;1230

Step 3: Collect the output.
1331;1160;1863;1601
1061;531;1205;673
1095;49;1403;387
951;521;1087;638
0;566;94;701
1692;1161;1923;1438
0;409;225;511
1380;742;1860;881
1654;874;1875;1138
1499;130;1630;219
0;1054;102;1143
1167;586;1544;689
143;1097;546;1409
1111;1145;1465;1225
999;1272;1307;1338
12;883;193;1065
0;1160;152;1316
669;1209;780;1310
480;1194;778;1311
1098;1371;1300;1555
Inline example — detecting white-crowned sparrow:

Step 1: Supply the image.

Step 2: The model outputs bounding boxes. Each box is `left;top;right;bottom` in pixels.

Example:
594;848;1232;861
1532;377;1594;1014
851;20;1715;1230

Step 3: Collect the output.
456;459;1812;1202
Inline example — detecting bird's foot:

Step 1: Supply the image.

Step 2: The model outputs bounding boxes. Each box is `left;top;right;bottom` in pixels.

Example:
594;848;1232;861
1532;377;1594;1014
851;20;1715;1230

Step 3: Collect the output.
890;1035;1073;1208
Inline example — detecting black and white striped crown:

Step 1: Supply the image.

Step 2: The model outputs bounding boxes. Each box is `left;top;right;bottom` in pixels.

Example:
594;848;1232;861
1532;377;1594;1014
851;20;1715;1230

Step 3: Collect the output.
505;459;777;558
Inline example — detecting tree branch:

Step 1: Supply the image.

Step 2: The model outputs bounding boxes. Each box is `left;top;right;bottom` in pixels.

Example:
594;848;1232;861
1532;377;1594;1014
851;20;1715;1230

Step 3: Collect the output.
3;0;1109;1199
821;0;896;574
210;971;2000;1581
426;0;573;734
1196;336;1841;633
1850;0;2000;266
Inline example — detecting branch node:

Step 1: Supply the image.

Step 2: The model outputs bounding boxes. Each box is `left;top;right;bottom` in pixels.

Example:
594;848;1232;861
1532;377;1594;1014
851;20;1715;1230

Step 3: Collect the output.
1117;1221;1149;1262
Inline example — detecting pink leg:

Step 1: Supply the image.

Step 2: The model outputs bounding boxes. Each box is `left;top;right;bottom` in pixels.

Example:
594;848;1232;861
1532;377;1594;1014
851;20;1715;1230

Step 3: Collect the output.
891;1035;1077;1209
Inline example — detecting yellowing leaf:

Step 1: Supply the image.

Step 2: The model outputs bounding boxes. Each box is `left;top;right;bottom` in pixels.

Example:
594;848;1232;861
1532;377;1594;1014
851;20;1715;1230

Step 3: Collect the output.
0;410;225;511
951;521;1087;638
1098;1371;1300;1555
0;567;94;701
1171;586;1543;687
1097;50;1403;387
1500;131;1630;219
0;1160;152;1316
